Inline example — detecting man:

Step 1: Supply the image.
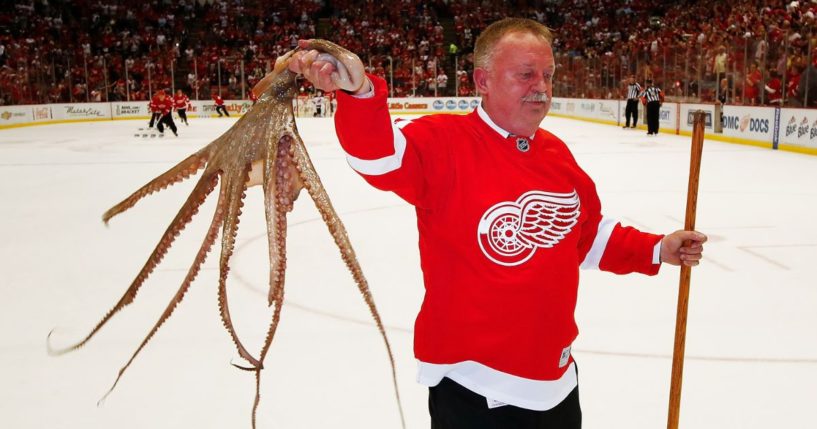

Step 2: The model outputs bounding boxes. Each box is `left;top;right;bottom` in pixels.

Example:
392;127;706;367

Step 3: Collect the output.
153;90;178;136
290;18;705;428
312;90;325;117
623;74;641;128
147;90;162;128
173;89;191;125
716;77;730;106
641;78;664;135
212;92;229;117
764;71;783;105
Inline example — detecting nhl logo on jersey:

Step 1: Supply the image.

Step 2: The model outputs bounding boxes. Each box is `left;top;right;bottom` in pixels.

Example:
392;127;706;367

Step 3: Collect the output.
477;190;581;266
515;137;530;152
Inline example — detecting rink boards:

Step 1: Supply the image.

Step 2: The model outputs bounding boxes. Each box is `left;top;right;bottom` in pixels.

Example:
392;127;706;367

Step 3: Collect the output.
2;97;816;155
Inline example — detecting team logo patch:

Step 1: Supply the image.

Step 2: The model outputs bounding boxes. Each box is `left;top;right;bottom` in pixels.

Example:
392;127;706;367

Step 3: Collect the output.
515;137;530;152
477;190;581;266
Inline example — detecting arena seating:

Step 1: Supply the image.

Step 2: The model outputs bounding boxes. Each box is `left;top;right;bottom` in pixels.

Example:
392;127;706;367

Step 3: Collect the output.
1;0;815;106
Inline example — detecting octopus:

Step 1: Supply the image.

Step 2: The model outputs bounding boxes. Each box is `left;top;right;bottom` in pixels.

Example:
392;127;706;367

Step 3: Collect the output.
48;40;404;428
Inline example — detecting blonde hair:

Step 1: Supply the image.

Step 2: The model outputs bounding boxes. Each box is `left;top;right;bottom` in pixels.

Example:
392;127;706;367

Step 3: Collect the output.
474;18;554;70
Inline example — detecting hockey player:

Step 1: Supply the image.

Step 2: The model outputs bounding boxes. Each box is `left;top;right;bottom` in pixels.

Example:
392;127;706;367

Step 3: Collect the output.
147;90;163;128
154;91;178;136
289;18;706;428
212;92;229;117
173;89;191;125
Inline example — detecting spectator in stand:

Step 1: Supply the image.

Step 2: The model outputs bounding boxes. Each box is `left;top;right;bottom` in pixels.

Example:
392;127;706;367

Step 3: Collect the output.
713;45;728;83
716;77;730;127
436;69;449;96
173;89;191;125
794;63;817;107
787;62;804;102
6;0;817;107
716;77;730;106
212;92;229;117
765;70;783;105
744;61;762;105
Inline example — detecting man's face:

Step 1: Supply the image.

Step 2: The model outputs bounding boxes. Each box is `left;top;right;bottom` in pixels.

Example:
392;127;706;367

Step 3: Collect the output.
475;32;554;136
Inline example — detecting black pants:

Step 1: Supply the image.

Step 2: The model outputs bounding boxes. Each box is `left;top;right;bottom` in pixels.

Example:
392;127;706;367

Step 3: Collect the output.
148;112;161;127
624;99;639;127
215;105;229;117
177;108;188;124
156;113;177;135
646;101;661;134
429;377;581;429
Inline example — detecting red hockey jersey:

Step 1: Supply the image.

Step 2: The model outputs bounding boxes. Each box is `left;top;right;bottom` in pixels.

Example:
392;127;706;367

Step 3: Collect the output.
173;93;190;109
153;97;173;116
148;97;159;113
335;75;662;386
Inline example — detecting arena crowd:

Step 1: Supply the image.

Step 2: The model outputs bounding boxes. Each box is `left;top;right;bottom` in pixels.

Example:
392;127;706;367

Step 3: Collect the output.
2;0;816;107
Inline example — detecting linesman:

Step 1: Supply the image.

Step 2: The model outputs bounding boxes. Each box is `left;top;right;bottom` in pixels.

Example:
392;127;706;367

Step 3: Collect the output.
640;79;664;135
623;75;641;128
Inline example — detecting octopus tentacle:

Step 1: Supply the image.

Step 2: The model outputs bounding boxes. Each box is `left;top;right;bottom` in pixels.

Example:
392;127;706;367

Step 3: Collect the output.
103;150;210;224
47;172;220;356
97;183;228;405
265;134;302;305
291;133;406;428
263;160;285;307
250;269;286;429
50;40;406;428
248;133;302;428
216;166;263;370
250;297;283;429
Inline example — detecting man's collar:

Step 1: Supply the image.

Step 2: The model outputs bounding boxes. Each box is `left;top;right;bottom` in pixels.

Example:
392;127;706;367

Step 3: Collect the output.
476;104;535;139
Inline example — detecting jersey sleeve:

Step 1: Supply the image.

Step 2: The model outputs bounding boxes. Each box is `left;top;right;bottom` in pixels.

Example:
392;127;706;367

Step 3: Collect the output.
581;217;664;275
561;141;663;276
334;74;446;209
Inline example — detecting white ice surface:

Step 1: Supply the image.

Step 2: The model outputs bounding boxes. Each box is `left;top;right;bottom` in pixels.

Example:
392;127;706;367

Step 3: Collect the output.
1;115;815;428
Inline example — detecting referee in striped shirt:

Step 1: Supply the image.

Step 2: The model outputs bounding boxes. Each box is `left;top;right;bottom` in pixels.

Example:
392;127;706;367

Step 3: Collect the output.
623;75;641;128
640;79;664;135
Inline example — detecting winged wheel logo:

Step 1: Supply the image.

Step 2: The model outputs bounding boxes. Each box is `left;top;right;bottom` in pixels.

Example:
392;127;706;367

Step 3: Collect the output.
477;190;581;266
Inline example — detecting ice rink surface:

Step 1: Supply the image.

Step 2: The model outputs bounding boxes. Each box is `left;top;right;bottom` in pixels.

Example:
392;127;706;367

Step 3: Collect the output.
1;114;816;429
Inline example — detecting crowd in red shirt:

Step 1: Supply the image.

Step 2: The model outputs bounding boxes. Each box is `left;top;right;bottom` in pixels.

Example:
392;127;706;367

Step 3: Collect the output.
2;0;817;107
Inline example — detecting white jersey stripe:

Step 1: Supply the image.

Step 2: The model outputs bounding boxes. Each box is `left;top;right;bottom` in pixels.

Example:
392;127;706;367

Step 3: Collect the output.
345;119;412;176
417;360;578;411
580;217;618;270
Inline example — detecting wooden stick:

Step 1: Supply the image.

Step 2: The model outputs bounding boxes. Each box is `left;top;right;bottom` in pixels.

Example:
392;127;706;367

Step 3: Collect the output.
667;110;706;429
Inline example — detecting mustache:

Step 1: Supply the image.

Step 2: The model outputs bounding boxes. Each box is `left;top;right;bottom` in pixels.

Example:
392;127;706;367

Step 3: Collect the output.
522;92;550;103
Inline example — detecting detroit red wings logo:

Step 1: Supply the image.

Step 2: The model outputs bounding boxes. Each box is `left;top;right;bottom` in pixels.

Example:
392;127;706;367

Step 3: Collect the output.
477;190;581;266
